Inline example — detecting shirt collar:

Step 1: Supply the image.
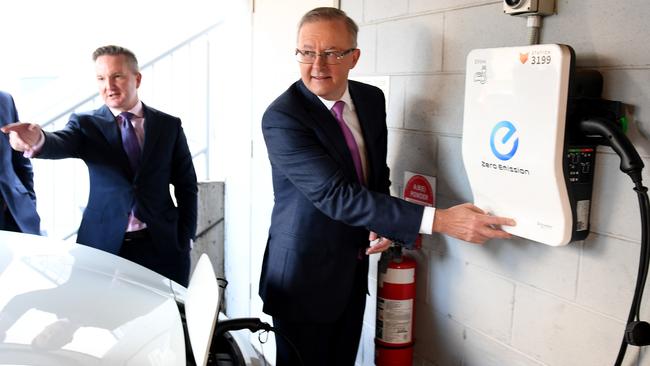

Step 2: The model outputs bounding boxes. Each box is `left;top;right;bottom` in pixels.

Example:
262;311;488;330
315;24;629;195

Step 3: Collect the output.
318;86;354;112
109;100;143;118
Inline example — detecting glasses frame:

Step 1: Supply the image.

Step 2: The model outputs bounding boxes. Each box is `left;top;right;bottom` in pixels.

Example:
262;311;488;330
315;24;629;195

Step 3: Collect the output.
295;48;357;65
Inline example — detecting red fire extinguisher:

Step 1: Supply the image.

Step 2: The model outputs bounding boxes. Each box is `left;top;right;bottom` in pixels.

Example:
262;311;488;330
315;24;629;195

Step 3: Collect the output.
375;246;416;366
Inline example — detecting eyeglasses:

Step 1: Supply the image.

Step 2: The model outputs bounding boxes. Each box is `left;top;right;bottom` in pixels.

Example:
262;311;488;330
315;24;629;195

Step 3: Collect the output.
295;48;357;65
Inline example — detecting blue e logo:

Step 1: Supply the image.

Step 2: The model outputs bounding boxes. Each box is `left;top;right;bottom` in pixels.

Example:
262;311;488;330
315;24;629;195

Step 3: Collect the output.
490;121;519;161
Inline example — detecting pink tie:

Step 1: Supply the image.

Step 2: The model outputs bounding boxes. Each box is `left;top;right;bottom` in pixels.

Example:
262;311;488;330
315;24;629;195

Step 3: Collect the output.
332;101;364;185
119;112;141;173
119;112;142;220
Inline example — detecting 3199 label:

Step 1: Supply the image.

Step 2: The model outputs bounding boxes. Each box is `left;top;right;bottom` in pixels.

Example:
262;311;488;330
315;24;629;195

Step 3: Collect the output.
531;55;552;64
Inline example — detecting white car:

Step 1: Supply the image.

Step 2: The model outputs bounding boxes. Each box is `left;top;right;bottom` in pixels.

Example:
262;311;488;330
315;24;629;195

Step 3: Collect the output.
0;230;266;365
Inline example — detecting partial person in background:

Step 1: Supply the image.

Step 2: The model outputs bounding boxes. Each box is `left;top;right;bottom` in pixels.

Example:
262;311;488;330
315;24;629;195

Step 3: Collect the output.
0;90;40;235
259;7;516;366
1;46;197;286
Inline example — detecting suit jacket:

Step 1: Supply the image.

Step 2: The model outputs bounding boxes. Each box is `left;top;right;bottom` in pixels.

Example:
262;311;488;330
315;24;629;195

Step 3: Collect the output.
38;103;197;257
259;80;424;322
0;91;40;234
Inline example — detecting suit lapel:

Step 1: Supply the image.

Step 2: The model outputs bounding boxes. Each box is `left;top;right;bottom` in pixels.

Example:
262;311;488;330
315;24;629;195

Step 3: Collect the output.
96;103;162;180
94;105;120;146
95;105;135;179
297;81;359;182
139;103;161;173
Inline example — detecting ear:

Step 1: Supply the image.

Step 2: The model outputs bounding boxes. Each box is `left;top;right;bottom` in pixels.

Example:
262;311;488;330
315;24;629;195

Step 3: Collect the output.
349;48;361;69
135;72;142;88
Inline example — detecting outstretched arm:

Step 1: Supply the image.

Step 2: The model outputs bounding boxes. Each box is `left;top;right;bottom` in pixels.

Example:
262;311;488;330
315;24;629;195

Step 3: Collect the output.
1;122;44;154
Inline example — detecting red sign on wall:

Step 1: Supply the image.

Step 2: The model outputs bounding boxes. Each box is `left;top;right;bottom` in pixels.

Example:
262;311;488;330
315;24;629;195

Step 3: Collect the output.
403;172;435;207
403;172;436;249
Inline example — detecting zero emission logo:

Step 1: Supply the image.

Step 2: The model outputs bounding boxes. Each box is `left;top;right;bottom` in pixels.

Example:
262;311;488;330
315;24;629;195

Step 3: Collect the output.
482;120;529;175
490;121;519;161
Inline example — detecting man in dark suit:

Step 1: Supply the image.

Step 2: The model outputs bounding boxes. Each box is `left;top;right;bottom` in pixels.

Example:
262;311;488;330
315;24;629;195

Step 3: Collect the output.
1;46;197;286
0;91;40;235
260;7;516;366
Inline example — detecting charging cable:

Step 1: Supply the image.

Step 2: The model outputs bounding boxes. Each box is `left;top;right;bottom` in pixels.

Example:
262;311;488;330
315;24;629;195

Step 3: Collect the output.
614;183;650;365
579;118;650;365
207;277;305;365
212;318;305;366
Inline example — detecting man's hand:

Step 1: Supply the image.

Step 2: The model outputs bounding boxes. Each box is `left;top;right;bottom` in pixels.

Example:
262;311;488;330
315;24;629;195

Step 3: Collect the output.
0;122;43;152
366;231;393;255
432;203;515;244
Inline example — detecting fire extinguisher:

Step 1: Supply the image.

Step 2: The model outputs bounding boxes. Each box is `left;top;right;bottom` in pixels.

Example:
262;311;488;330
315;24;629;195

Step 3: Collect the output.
375;245;416;366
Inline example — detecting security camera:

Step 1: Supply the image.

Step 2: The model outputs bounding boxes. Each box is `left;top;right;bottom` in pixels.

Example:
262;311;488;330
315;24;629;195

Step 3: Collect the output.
504;0;555;16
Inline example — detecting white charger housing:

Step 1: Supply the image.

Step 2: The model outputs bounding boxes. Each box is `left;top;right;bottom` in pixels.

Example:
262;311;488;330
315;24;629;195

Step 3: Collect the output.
461;44;586;246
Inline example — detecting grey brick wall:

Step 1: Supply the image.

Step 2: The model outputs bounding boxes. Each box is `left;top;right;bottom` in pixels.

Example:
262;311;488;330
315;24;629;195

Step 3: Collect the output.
343;1;650;365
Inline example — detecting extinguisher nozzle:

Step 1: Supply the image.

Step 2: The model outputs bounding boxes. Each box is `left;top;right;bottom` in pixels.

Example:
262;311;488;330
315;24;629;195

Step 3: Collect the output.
378;246;403;273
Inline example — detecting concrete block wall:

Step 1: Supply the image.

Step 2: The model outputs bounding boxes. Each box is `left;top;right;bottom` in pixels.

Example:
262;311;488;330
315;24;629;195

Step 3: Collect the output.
342;1;650;365
191;181;225;281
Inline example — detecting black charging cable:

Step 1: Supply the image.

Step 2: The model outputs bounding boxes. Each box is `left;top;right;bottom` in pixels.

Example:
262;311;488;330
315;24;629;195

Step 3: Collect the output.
212;318;305;366
210;278;305;366
614;183;650;365
579;118;650;365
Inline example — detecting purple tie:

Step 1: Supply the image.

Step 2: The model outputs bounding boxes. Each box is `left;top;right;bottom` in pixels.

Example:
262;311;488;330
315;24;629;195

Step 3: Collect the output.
119;112;141;173
332;101;364;185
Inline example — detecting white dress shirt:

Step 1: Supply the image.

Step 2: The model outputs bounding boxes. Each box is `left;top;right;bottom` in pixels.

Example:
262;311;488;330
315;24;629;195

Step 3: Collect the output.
318;85;435;236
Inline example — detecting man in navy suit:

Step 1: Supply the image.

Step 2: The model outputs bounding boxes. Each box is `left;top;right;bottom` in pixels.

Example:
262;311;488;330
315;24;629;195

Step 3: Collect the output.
2;46;197;286
0;91;40;235
260;7;516;366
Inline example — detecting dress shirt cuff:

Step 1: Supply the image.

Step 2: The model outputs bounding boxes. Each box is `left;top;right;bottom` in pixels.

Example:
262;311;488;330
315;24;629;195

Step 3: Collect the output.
419;206;435;235
23;131;45;158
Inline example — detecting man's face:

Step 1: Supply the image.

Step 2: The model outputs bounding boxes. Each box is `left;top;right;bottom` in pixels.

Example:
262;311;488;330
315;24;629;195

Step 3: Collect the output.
297;19;359;101
95;54;141;111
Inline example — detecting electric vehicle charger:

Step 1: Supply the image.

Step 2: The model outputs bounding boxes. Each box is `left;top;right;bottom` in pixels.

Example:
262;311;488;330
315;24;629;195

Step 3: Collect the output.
462;44;584;246
570;73;650;363
462;44;650;365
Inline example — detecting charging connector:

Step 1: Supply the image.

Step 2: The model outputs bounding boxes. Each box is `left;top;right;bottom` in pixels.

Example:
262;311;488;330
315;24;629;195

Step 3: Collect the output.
578;118;644;184
213;317;272;339
212;318;305;366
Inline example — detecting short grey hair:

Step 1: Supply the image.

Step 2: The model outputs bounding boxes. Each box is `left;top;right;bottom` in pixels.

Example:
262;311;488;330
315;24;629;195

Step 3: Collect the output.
298;7;359;48
92;45;139;73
